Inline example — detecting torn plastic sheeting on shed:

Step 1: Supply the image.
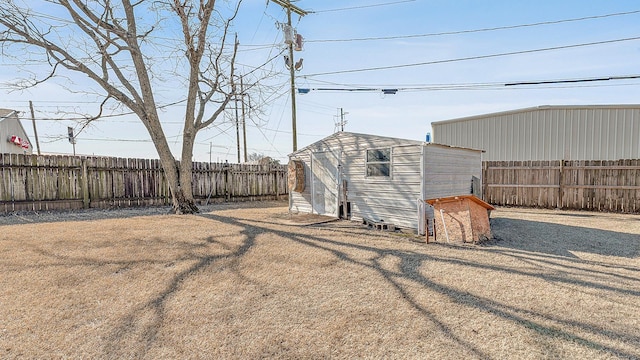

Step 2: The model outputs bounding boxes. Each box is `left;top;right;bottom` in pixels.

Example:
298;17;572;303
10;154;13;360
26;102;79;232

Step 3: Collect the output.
288;159;305;192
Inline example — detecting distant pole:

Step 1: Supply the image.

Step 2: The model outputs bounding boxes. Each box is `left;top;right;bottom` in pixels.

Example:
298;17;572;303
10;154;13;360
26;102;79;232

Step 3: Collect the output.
209;142;212;164
336;107;348;132
28;101;41;155
241;76;248;163
234;92;241;163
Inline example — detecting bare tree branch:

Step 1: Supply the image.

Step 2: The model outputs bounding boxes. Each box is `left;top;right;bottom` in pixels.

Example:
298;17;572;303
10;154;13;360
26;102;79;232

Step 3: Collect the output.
198;37;240;130
0;0;260;214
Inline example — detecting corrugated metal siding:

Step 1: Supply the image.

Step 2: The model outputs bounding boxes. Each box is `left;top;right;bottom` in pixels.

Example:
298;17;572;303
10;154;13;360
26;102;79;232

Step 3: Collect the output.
289;132;424;229
433;106;640;161
423;145;481;199
348;144;423;229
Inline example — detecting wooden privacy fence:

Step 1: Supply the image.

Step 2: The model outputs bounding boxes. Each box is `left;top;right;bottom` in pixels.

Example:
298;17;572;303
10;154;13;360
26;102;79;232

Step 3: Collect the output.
483;159;640;213
0;153;287;213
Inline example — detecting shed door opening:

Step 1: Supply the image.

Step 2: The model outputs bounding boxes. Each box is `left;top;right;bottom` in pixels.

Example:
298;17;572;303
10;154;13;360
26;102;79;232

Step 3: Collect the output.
311;151;339;216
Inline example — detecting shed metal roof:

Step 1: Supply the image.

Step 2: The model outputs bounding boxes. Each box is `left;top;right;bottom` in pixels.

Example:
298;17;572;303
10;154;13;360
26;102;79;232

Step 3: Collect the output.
289;131;483;157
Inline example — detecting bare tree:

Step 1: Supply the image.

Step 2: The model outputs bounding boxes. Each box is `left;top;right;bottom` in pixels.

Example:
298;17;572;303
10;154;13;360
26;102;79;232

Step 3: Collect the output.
0;0;247;214
247;152;280;165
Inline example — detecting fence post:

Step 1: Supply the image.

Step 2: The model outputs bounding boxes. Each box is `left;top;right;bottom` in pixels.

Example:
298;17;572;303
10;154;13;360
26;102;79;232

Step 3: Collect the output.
558;160;564;209
81;157;90;209
482;161;488;201
274;166;279;200
224;162;230;202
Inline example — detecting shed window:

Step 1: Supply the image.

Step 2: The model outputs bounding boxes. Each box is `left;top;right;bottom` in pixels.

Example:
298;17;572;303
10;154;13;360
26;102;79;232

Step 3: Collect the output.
366;148;391;177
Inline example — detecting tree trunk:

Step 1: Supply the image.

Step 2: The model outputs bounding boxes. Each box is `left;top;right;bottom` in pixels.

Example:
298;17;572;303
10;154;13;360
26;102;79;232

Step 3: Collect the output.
158;156;199;214
177;136;199;214
172;184;199;214
148;117;199;214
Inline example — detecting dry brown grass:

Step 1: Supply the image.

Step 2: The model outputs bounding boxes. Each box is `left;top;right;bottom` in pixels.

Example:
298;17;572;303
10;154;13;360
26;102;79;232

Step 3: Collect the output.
1;202;639;359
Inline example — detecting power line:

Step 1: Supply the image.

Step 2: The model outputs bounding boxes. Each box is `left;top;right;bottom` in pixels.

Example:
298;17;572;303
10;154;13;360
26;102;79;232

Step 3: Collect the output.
21;5;640;50
403;82;640;92
299;82;640;94
300;74;640;91
310;0;416;14
39;134;290;155
305;36;640;77
307;9;640;43
1;45;285;66
22;99;187;121
505;75;640;86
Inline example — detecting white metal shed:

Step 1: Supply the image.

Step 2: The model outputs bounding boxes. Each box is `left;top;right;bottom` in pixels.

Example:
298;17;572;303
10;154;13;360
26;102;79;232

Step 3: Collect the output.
288;132;483;233
432;105;640;161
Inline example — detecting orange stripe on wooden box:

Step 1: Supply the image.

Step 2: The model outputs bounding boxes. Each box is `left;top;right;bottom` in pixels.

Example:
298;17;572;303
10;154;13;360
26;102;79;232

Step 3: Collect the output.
425;195;495;243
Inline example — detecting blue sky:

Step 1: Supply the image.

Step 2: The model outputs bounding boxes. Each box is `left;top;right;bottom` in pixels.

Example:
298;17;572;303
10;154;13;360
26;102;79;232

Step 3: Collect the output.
1;0;639;162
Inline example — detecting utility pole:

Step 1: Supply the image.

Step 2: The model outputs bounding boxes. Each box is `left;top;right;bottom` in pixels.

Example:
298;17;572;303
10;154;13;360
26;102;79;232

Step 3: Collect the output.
240;76;248;163
28;101;41;155
287;7;297;152
234;91;241;163
270;0;308;152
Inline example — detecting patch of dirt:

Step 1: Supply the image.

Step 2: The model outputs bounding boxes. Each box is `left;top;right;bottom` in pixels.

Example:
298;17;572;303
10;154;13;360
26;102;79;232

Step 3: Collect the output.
271;212;339;226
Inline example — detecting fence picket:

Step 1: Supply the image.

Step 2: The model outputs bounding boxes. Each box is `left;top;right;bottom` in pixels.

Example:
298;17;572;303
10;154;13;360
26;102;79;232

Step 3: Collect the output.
0;153;288;212
484;159;640;213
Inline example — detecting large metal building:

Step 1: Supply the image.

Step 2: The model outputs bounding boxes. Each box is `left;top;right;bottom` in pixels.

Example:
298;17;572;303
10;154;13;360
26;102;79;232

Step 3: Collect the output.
432;105;640;161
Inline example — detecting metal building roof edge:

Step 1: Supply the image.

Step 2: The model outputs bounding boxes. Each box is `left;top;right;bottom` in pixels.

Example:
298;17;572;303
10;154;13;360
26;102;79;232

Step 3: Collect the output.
431;104;640;126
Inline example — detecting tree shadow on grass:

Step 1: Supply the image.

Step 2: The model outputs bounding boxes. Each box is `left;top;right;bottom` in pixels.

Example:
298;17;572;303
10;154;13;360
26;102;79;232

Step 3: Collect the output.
99;232;258;357
490;217;640;259
24;209;638;358
198;213;640;359
18;234;257;358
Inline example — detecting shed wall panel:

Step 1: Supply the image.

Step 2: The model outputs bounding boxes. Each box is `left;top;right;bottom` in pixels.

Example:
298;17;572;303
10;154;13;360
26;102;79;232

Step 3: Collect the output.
423;146;482;199
345;143;423;229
